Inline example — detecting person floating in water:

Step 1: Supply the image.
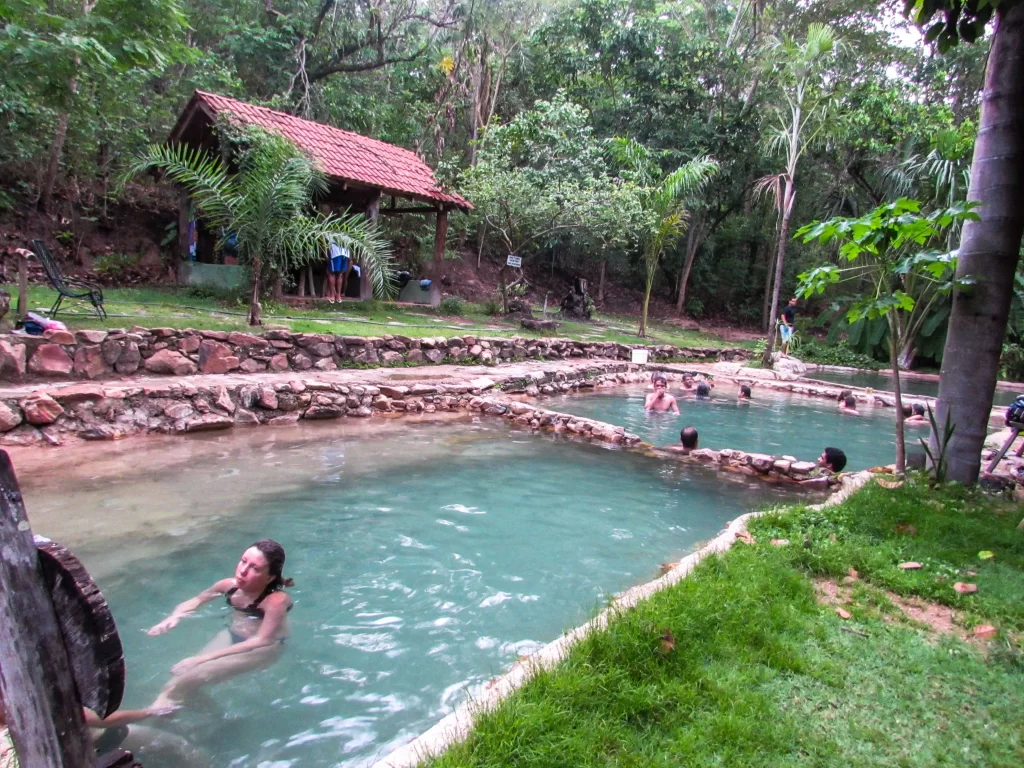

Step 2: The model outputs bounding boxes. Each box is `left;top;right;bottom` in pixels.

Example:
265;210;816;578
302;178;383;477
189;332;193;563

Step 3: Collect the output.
645;376;680;414
738;384;752;401
905;402;928;424
818;447;847;473
839;395;860;416
664;426;699;455
148;539;293;709
681;374;695;390
695;381;711;399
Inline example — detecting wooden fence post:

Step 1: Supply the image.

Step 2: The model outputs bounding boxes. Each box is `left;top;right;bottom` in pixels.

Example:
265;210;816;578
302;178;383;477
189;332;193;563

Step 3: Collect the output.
17;252;29;320
0;450;95;767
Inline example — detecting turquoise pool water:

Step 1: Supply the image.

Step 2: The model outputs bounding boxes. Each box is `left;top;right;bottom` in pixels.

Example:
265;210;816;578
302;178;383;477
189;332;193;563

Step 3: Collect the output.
15;417;797;768
543;385;913;470
804;369;1019;406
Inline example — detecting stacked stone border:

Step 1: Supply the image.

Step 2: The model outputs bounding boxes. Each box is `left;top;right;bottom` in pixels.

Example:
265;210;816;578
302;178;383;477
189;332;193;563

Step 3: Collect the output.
371;470;872;768
0;327;749;382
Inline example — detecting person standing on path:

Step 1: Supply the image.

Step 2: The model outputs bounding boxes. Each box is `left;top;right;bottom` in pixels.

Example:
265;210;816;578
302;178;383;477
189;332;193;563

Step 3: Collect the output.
779;297;797;357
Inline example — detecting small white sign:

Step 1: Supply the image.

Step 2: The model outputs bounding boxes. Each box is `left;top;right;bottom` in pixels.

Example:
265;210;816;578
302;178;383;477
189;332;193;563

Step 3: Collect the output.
631;348;649;365
506;254;522;268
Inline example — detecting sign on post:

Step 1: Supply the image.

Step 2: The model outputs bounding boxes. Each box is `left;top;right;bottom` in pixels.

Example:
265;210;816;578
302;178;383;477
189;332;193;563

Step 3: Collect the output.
631;348;649;365
506;254;522;269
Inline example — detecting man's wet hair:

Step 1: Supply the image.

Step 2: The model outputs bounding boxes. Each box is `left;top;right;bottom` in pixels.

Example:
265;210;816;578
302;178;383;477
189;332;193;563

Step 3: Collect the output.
902;404;913;417
913;402;926;416
740;384;752;398
823;447;847;472
696;381;711;398
844;395;857;409
652;373;668;386
681;426;699;449
838;389;852;402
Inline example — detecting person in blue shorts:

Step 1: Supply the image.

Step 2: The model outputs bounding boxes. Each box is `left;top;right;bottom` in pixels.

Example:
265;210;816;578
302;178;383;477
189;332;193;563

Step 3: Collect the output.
326;237;352;303
779;297;797;356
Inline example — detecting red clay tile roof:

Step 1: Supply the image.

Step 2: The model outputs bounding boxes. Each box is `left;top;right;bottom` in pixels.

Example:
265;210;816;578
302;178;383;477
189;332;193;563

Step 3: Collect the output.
175;91;470;210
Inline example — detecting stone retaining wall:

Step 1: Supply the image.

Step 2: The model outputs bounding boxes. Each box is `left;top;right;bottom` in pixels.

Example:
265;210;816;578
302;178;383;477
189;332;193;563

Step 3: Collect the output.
0;365;640;446
0;328;749;383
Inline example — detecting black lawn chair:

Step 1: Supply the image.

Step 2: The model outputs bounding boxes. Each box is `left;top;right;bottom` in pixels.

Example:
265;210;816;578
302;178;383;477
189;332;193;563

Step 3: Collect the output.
30;239;106;319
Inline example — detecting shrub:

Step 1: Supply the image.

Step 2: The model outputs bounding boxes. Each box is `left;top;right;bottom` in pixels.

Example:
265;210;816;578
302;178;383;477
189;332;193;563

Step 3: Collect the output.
93;252;142;278
481;296;502;315
799;340;885;370
1000;342;1024;381
438;296;464;315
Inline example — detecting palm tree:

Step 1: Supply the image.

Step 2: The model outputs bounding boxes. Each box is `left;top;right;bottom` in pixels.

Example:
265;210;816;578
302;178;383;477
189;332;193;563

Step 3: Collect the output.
635;156;719;337
919;1;1024;484
128;126;394;326
757;23;839;367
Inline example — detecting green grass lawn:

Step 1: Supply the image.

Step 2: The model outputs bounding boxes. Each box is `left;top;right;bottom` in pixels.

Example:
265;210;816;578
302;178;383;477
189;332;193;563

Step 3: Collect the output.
431;479;1024;768
3;284;750;348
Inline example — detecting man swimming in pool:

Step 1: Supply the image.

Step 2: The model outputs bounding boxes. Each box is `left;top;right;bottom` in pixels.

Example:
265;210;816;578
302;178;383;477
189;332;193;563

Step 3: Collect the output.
148;539;293;709
663;426;699;455
645;376;680;414
818;447;847;473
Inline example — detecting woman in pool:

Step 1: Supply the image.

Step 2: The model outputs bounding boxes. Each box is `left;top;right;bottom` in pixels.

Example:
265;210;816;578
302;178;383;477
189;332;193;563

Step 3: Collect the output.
148;539;293;708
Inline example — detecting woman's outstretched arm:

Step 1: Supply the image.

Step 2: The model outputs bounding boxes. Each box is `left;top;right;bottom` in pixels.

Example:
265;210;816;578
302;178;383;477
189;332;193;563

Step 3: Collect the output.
169;591;291;675
147;578;235;636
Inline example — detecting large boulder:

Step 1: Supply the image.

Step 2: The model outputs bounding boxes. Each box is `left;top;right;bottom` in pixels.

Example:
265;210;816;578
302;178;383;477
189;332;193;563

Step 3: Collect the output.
198;340;239;374
19;393;64;425
28;344;73;376
0;339;27;376
771;354;807;380
143;349;197;376
0;402;22;432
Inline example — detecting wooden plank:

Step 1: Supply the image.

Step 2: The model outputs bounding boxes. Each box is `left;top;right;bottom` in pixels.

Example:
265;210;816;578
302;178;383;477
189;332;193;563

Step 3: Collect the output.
17;253;29;320
430;209;448;308
0;450;95;767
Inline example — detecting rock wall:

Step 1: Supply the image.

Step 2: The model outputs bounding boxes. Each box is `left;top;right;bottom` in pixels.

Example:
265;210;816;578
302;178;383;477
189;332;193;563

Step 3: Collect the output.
0;365;640;446
0;328;749;383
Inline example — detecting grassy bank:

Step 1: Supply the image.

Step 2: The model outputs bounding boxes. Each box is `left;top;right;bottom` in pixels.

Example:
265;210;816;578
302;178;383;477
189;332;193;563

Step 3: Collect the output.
431;480;1023;767
2;284;748;349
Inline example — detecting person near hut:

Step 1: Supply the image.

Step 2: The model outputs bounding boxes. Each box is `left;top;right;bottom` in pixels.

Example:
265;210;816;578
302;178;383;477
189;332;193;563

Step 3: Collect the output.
325;237;352;303
147;539;293;709
645;376;680;414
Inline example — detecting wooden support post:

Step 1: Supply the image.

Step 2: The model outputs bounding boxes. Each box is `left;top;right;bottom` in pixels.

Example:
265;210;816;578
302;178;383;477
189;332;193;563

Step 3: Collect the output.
431;208;449;308
360;193;382;301
177;188;190;263
17;252;29;320
0;450;95;768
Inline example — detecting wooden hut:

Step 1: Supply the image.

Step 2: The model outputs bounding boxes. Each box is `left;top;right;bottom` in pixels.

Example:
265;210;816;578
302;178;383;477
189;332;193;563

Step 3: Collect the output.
167;90;471;305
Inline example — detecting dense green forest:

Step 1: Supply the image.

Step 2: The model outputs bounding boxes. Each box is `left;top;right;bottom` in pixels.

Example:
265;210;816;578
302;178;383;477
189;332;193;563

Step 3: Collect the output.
0;0;1005;363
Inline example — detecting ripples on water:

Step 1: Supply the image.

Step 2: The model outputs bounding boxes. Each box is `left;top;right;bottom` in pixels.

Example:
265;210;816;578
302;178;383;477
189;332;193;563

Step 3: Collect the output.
17;416;799;768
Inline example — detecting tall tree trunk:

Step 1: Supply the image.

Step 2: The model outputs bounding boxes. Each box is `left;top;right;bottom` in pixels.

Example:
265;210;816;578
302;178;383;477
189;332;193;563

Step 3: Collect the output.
889;314;907;472
762;179;795;366
675;212;704;313
932;4;1024;484
249;254;262;326
39;97;74;214
761;242;776;331
598;256;607;305
639;258;655;337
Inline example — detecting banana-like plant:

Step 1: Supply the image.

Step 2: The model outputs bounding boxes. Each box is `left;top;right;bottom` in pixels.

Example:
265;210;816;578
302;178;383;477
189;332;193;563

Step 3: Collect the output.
127;125;394;325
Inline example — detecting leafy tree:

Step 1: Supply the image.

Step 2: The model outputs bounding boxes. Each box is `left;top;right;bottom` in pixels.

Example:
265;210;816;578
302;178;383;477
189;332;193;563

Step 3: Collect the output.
904;0;1024;484
127;125;393;325
609;138;718;337
0;0;189;212
797;198;979;471
757;22;841;366
459;93;614;312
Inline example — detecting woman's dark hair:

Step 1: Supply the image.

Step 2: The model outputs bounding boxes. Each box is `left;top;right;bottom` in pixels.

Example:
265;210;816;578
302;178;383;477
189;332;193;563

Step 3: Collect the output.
250;539;295;589
844;395;857;409
838;389;852;402
902;405;913;417
740;384;752;398
696;381;711;398
913;402;926;416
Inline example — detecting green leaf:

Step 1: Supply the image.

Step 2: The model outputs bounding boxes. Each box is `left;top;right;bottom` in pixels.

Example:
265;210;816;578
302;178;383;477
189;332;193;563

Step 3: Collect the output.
978;550;994;560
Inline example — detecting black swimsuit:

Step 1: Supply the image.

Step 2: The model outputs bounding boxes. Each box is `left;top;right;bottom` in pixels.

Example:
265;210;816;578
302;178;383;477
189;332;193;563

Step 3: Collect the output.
225;585;290;644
